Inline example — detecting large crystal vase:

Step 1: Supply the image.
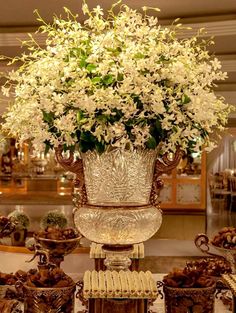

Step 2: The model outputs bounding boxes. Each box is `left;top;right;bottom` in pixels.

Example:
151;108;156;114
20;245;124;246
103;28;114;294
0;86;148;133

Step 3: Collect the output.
56;147;182;270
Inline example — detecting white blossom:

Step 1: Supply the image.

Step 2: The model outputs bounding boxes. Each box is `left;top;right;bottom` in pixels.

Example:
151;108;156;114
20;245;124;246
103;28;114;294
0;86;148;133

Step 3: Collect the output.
0;4;233;154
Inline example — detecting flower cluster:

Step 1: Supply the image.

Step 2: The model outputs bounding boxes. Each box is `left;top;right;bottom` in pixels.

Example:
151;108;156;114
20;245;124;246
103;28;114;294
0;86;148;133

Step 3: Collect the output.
8;210;30;229
1;3;233;154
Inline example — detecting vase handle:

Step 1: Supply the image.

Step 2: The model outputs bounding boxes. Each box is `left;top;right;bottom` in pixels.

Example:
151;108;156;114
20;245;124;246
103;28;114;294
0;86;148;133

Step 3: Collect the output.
154;148;184;177
150;148;184;207
194;233;226;259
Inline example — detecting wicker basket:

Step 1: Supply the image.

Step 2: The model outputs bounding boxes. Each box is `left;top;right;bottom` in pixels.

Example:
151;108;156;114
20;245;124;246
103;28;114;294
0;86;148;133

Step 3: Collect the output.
163;284;216;313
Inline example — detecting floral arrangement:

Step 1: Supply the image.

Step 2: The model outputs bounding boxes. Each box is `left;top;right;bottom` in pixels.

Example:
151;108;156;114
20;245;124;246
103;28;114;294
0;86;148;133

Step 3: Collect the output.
1;3;233;155
40;210;68;229
8;210;30;229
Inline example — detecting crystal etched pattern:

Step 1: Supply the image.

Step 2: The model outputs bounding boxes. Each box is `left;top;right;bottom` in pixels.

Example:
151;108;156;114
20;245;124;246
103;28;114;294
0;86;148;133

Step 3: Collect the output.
82;149;157;205
74;205;162;245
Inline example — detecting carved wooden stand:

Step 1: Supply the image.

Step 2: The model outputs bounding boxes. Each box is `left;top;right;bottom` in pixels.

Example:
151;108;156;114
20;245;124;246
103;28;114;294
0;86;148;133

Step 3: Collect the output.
87;298;149;313
76;270;159;313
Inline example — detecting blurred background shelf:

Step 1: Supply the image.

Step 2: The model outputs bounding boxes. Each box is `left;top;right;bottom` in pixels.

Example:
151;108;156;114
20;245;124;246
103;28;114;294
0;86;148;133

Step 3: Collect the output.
0;244;90;254
0;191;72;205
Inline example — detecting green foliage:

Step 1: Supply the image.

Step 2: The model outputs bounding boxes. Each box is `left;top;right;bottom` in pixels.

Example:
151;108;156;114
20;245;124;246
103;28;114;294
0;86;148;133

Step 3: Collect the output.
146;136;157;149
8;210;30;229
40;210;68;229
1;3;232;156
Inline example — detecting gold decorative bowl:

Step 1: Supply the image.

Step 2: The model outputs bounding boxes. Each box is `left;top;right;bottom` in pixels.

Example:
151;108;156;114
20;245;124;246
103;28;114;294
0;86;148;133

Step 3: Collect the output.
195;233;236;274
34;235;81;267
16;280;75;313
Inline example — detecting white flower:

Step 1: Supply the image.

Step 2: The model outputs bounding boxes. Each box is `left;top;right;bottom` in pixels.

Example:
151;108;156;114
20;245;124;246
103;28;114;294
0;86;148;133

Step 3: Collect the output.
0;4;233;155
210;58;222;70
82;3;89;15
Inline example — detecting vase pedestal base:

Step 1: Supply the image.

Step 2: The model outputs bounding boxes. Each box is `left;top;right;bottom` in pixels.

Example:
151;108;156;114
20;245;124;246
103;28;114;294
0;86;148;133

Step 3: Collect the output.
90;242;144;271
102;244;133;271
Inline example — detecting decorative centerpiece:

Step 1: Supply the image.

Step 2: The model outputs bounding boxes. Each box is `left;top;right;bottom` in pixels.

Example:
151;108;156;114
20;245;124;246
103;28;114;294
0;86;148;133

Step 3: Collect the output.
34;225;81;267
40;210;68;230
163;267;216;313
1;3;232;269
195;227;236;273
36;211;81;268
0;216;16;241
16;258;75;313
7;210;30;247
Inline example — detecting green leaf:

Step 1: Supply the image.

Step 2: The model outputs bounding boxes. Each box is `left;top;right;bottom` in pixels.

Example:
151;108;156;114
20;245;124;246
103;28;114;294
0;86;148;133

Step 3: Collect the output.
75;129;81;141
70;47;86;58
91;76;102;84
79;141;90;153
159;55;166;61
65;77;73;86
181;94;191;105
86;63;97;73
146;136;157;149
103;74;114;86
95;141;105;154
201;129;208;139
188;140;196;150
132;95;143;110
106;47;122;56
64;55;70;63
44;140;53;154
77;110;87;125
80;131;96;143
125;119;135;127
43;111;54;124
79;57;87;68
117;73;124;81
134;52;145;59
136;118;147;127
108;108;123;122
97;114;108;123
155;120;162;132
76;110;84;124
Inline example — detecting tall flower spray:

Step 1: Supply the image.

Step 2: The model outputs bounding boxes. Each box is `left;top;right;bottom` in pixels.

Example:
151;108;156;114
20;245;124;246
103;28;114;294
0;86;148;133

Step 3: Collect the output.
1;2;233;154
